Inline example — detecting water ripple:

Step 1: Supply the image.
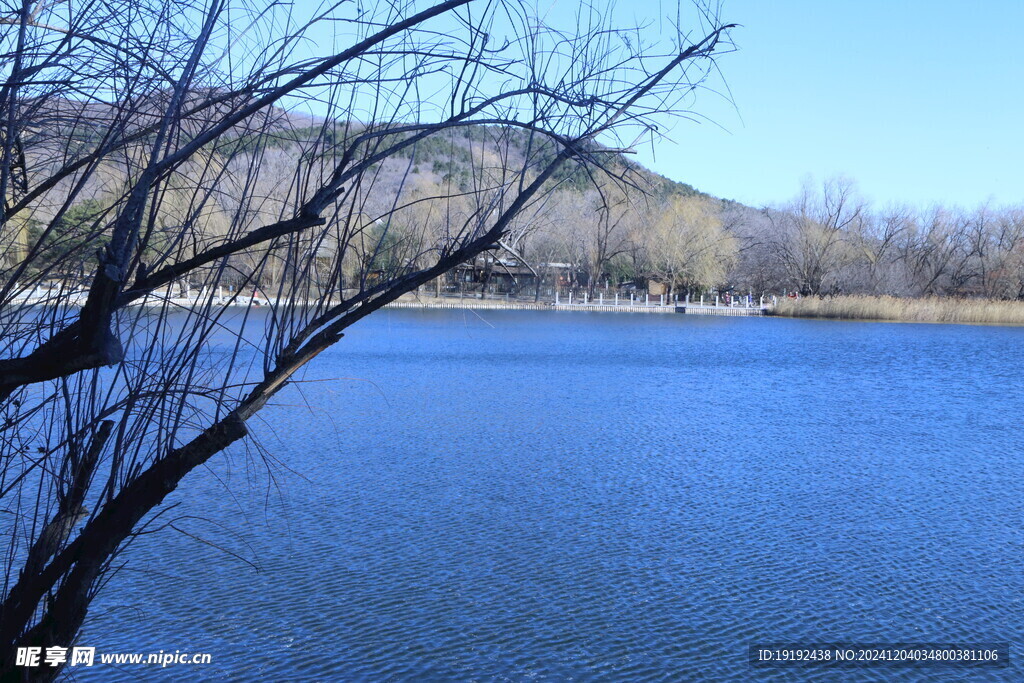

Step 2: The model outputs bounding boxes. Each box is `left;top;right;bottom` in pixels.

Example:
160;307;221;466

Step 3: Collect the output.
80;312;1024;681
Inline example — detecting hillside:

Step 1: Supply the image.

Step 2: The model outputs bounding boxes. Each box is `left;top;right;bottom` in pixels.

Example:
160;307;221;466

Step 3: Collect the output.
6;97;739;298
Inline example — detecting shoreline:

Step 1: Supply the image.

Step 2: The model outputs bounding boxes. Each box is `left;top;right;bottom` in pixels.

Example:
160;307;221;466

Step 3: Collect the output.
388;294;1024;328
386;296;767;316
2;292;768;317
17;291;1023;327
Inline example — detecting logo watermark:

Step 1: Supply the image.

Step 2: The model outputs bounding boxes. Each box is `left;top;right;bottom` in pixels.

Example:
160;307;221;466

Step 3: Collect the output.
16;646;211;668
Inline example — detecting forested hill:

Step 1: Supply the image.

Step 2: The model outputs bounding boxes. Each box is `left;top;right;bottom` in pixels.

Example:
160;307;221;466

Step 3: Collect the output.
9;98;1023;301
213;118;707;201
7;99;738;295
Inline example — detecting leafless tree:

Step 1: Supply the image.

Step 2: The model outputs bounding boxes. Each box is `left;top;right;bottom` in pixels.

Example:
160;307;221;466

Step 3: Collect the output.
581;181;638;295
724;202;786;296
988;208;1024;299
895;206;976;296
959;203;1024;299
846;205;913;295
768;177;864;296
0;0;733;677
641;194;735;297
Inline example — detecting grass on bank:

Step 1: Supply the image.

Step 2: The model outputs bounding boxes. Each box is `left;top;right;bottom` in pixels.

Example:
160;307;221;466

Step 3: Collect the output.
771;295;1024;325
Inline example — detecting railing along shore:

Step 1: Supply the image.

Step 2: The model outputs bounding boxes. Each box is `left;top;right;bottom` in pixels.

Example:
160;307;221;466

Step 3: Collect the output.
5;287;771;316
387;293;769;316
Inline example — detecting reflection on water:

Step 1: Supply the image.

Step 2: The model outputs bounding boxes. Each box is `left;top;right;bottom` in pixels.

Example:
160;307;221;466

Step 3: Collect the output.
83;310;1024;680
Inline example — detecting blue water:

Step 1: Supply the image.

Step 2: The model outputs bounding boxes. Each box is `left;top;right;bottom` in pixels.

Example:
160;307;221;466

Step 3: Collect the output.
82;311;1024;680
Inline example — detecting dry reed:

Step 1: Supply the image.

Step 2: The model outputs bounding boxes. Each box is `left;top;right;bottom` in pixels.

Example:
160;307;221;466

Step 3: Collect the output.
771;295;1024;326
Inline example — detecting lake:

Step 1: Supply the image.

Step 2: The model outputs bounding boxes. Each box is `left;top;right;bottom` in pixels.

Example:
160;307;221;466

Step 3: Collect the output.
82;310;1024;680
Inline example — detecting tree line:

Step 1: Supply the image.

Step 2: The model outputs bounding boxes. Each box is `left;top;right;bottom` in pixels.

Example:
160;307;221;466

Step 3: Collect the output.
497;175;1024;301
8;144;1023;304
730;178;1024;299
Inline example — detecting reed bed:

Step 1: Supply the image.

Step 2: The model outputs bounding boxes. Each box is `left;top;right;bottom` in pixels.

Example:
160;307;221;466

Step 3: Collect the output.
771;295;1024;326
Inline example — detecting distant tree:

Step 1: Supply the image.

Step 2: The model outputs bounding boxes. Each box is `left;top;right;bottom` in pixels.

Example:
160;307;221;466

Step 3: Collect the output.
987;208;1024;299
846;205;914;295
582;180;641;295
770;177;864;296
22;199;110;276
528;190;590;290
896;206;976;296
522;192;582;297
716;202;776;295
0;0;734;677
958;204;1024;299
643;195;736;296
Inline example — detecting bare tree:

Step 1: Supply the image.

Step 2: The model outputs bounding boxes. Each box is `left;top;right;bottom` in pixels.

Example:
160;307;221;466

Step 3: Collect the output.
521;191;584;298
988;207;1024;299
847;205;913;295
642;194;735;296
0;0;733;677
769;177;864;296
896;206;976;296
581;180;637;295
724;202;787;296
959;203;1024;299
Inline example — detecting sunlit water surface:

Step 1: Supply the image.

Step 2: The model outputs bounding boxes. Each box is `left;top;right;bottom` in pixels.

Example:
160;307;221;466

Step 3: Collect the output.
81;310;1024;680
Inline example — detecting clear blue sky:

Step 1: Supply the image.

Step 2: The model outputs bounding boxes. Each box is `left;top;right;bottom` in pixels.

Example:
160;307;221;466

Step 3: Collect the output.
633;0;1024;209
